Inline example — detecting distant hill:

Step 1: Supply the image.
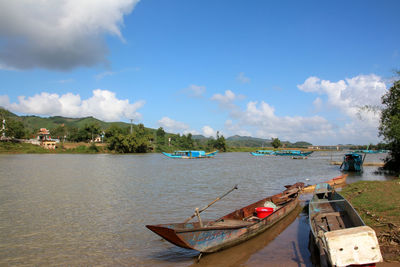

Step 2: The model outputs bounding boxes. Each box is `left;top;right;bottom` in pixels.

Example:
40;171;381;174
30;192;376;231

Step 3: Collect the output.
0;107;312;147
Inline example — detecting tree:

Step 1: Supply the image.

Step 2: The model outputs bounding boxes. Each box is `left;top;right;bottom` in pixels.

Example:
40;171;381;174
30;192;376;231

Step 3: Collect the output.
5;119;26;139
85;123;101;142
271;138;281;149
379;75;400;172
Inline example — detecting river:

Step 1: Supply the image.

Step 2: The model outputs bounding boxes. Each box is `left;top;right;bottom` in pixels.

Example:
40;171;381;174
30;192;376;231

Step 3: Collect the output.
0;152;393;266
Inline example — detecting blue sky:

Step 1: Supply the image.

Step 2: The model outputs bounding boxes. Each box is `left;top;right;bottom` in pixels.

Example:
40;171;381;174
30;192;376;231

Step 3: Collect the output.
0;0;399;145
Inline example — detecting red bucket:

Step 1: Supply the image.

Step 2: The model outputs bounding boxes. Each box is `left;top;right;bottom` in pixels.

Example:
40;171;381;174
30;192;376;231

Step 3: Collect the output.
255;207;274;219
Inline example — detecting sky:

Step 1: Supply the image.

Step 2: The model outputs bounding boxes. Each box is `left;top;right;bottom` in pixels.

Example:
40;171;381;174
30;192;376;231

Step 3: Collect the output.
0;0;399;145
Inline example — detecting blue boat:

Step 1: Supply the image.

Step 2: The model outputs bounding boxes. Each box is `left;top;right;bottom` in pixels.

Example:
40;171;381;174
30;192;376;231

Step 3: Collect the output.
340;153;363;172
250;150;276;156
162;150;218;159
274;150;313;157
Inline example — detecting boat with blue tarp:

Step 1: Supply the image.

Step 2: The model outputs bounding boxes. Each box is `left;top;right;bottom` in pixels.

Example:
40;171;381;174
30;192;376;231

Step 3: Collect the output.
274;150;313;157
340;153;363;172
250;150;276;156
162;150;218;159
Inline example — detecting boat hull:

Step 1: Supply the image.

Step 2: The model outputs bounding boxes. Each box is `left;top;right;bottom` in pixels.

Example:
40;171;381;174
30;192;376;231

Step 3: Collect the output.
147;183;303;253
162;151;218;159
147;197;299;253
308;183;382;266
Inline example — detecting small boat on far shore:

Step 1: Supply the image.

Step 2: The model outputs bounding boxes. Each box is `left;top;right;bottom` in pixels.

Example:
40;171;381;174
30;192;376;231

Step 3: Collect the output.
308;183;382;266
250;150;276;156
274;150;313;157
302;174;348;193
162;150;218;159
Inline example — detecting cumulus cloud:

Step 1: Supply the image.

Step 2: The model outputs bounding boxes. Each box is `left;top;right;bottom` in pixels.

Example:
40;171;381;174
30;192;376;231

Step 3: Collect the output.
0;0;139;70
157;117;190;134
1;89;145;121
182;84;206;98
202;126;216;137
210;73;388;144
237;72;250;83
298;74;386;125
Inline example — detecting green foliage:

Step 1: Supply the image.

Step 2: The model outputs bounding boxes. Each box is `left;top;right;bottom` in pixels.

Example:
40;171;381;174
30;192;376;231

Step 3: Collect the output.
106;123;152;153
271;138;281;149
379;77;400;172
207;131;227;152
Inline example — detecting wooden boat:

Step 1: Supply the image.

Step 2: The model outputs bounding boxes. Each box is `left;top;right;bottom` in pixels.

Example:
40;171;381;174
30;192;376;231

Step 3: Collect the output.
250;150;276;156
302;174;348;194
162;150;218;159
146;182;304;253
308;183;382;267
340;153;363;172
274;150;313;157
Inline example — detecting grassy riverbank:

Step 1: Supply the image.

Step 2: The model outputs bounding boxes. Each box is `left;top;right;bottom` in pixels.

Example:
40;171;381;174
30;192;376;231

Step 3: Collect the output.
340;180;400;262
0;141;107;154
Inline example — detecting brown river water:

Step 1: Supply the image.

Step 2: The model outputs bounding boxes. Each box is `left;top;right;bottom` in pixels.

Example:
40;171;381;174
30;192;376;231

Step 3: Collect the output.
0;152;394;266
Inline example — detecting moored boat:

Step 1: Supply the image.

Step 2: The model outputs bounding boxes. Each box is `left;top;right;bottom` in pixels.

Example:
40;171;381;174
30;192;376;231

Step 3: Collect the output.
250;150;276;156
146;182;304;253
274;150;313;157
302;174;348;194
340;153;363;172
308;183;382;267
162;150;218;159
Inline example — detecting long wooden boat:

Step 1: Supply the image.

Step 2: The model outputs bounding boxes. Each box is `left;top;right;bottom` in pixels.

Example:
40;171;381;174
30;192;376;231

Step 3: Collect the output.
146;182;304;253
302;174;348;194
309;183;382;267
250;150;276;156
162;150;218;159
340;153;363;172
274;150;313;157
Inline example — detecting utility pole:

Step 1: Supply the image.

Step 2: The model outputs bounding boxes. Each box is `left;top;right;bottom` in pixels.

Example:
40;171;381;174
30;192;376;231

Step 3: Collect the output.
130;119;133;134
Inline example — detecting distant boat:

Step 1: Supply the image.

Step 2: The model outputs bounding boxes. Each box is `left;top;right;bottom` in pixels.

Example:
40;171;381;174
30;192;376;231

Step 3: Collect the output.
274;150;313;157
162;150;218;159
354;149;388;154
302;174;348;194
146;183;304;253
250;150;276;156
309;183;382;266
340;153;363;172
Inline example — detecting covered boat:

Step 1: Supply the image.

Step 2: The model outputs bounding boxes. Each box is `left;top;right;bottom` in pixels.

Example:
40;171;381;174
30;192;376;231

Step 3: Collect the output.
340;153;363;172
250;150;276;156
162;150;218;159
146;182;304;253
308;183;382;267
274;150;313;157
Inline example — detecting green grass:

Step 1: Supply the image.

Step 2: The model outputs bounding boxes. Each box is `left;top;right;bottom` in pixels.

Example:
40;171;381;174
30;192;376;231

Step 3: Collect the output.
340;180;400;226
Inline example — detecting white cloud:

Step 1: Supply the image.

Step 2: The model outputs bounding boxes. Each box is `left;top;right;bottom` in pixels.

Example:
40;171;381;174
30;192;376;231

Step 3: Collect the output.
210;74;388;144
211;90;238;109
95;71;116;80
0;0;139;70
297;74;386;126
1;89;145;122
182;84;206;98
237;72;250;83
202;126;216;137
158;117;190;133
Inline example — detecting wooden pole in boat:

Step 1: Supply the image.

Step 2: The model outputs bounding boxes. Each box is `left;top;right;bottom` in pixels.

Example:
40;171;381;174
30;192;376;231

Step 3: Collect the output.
183;184;238;223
